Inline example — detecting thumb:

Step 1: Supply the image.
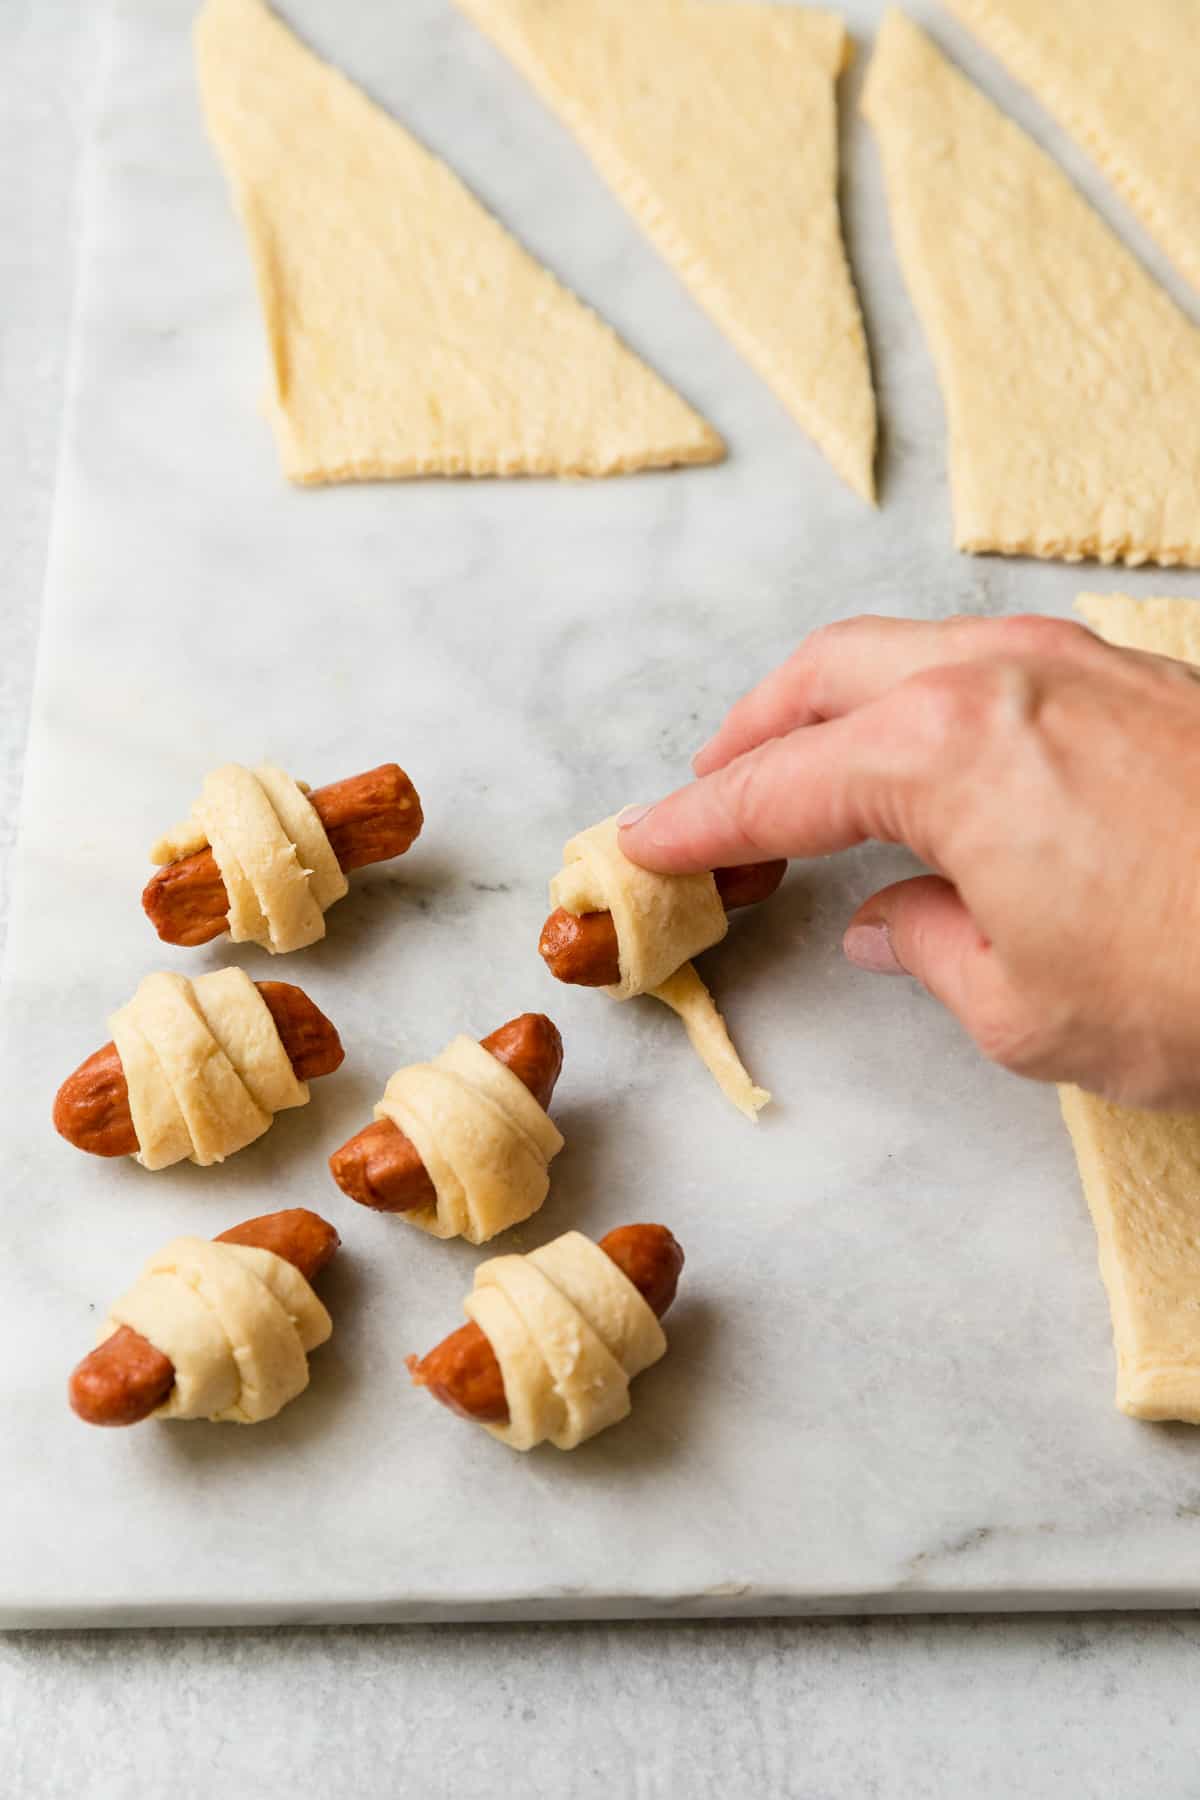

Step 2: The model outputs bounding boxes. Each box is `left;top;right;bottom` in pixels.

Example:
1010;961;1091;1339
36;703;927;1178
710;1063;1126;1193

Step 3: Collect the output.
843;876;1019;1051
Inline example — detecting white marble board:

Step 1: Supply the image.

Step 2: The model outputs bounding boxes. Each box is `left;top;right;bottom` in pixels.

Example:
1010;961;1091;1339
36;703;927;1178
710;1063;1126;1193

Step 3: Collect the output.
4;0;1200;1627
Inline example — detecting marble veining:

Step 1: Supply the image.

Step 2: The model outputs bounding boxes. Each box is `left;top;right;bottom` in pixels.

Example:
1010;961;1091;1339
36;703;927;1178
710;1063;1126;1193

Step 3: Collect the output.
5;0;1200;1627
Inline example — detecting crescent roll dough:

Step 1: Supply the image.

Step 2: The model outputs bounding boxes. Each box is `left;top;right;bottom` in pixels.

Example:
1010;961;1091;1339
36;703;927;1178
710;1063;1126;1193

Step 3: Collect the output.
109;968;309;1170
103;1237;331;1423
550;814;770;1119
454;0;875;501
1060;592;1200;1422
194;0;721;481
463;1230;667;1450
374;1034;563;1244
151;763;348;954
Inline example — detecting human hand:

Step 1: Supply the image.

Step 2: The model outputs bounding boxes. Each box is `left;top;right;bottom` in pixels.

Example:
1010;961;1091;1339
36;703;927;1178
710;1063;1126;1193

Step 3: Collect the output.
618;614;1200;1109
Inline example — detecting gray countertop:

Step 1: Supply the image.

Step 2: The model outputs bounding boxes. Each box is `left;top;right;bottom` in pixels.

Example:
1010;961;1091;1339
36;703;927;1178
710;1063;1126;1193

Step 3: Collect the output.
4;4;1200;1794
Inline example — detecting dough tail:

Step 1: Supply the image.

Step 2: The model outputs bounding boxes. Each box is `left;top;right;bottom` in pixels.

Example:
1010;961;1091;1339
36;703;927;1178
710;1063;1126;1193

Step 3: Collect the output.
651;962;770;1122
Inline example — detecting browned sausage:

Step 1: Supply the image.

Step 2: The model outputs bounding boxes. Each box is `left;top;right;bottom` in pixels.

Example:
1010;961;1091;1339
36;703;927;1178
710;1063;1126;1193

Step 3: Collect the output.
142;763;423;947
328;1013;563;1213
69;1326;177;1428
538;859;787;986
406;1223;684;1424
68;1208;340;1428
215;1208;341;1281
52;981;344;1158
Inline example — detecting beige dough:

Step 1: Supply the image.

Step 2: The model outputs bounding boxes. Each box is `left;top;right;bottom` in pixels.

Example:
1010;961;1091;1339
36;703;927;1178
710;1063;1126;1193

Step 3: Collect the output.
861;11;1200;567
1075;592;1200;664
550;815;770;1119
109;968;308;1170
462;1230;667;1450
1060;1088;1200;1424
552;815;728;1000
152;762;347;954
375;1034;563;1244
944;0;1200;294
652;962;771;1123
455;0;875;502
1060;590;1200;1422
104;1237;331;1424
193;0;722;482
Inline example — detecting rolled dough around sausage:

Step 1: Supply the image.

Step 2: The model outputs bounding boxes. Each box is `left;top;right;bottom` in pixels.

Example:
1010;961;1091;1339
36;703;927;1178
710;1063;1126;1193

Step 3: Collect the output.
153;762;348;954
109;968;308;1170
375;1034;564;1243
462;1230;667;1450
1061;591;1200;1422
193;0;722;481
454;0;875;503
550;815;770;1120
104;1238;331;1423
944;0;1200;294
862;11;1200;567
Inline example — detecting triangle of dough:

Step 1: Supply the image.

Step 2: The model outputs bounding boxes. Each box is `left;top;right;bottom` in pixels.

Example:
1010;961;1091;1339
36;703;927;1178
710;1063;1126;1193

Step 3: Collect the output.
194;0;723;482
862;11;1200;567
1060;1084;1200;1424
1076;591;1200;663
1063;590;1200;1423
454;0;876;502
945;0;1200;294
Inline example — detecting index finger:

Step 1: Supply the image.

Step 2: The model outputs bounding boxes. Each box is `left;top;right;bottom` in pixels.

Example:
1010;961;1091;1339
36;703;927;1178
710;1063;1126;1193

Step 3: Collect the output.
692;613;1093;776
692;615;923;776
622;689;933;873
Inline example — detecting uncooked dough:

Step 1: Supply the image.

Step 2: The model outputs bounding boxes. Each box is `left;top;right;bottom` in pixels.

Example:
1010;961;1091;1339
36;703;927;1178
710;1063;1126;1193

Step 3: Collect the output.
104;1237;331;1424
1075;592;1200;665
652;962;771;1123
109;968;308;1170
375;1034;564;1244
1061;590;1200;1423
152;762;348;954
1060;1086;1200;1424
552;815;728;1000
550;815;770;1119
193;0;723;481
455;0;876;502
462;1230;667;1450
862;11;1200;567
944;0;1200;294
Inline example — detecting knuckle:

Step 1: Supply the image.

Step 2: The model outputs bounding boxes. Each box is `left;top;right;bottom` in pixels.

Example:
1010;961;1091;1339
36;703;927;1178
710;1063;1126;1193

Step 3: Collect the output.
904;660;1040;759
803;615;871;657
796;615;884;678
902;664;989;749
789;621;846;696
718;749;779;853
969;1001;1052;1075
963;969;1067;1075
987;614;1091;660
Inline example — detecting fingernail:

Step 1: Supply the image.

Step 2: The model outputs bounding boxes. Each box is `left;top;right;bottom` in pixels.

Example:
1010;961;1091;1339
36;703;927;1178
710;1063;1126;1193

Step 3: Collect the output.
617;803;654;830
843;922;904;975
691;740;715;773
